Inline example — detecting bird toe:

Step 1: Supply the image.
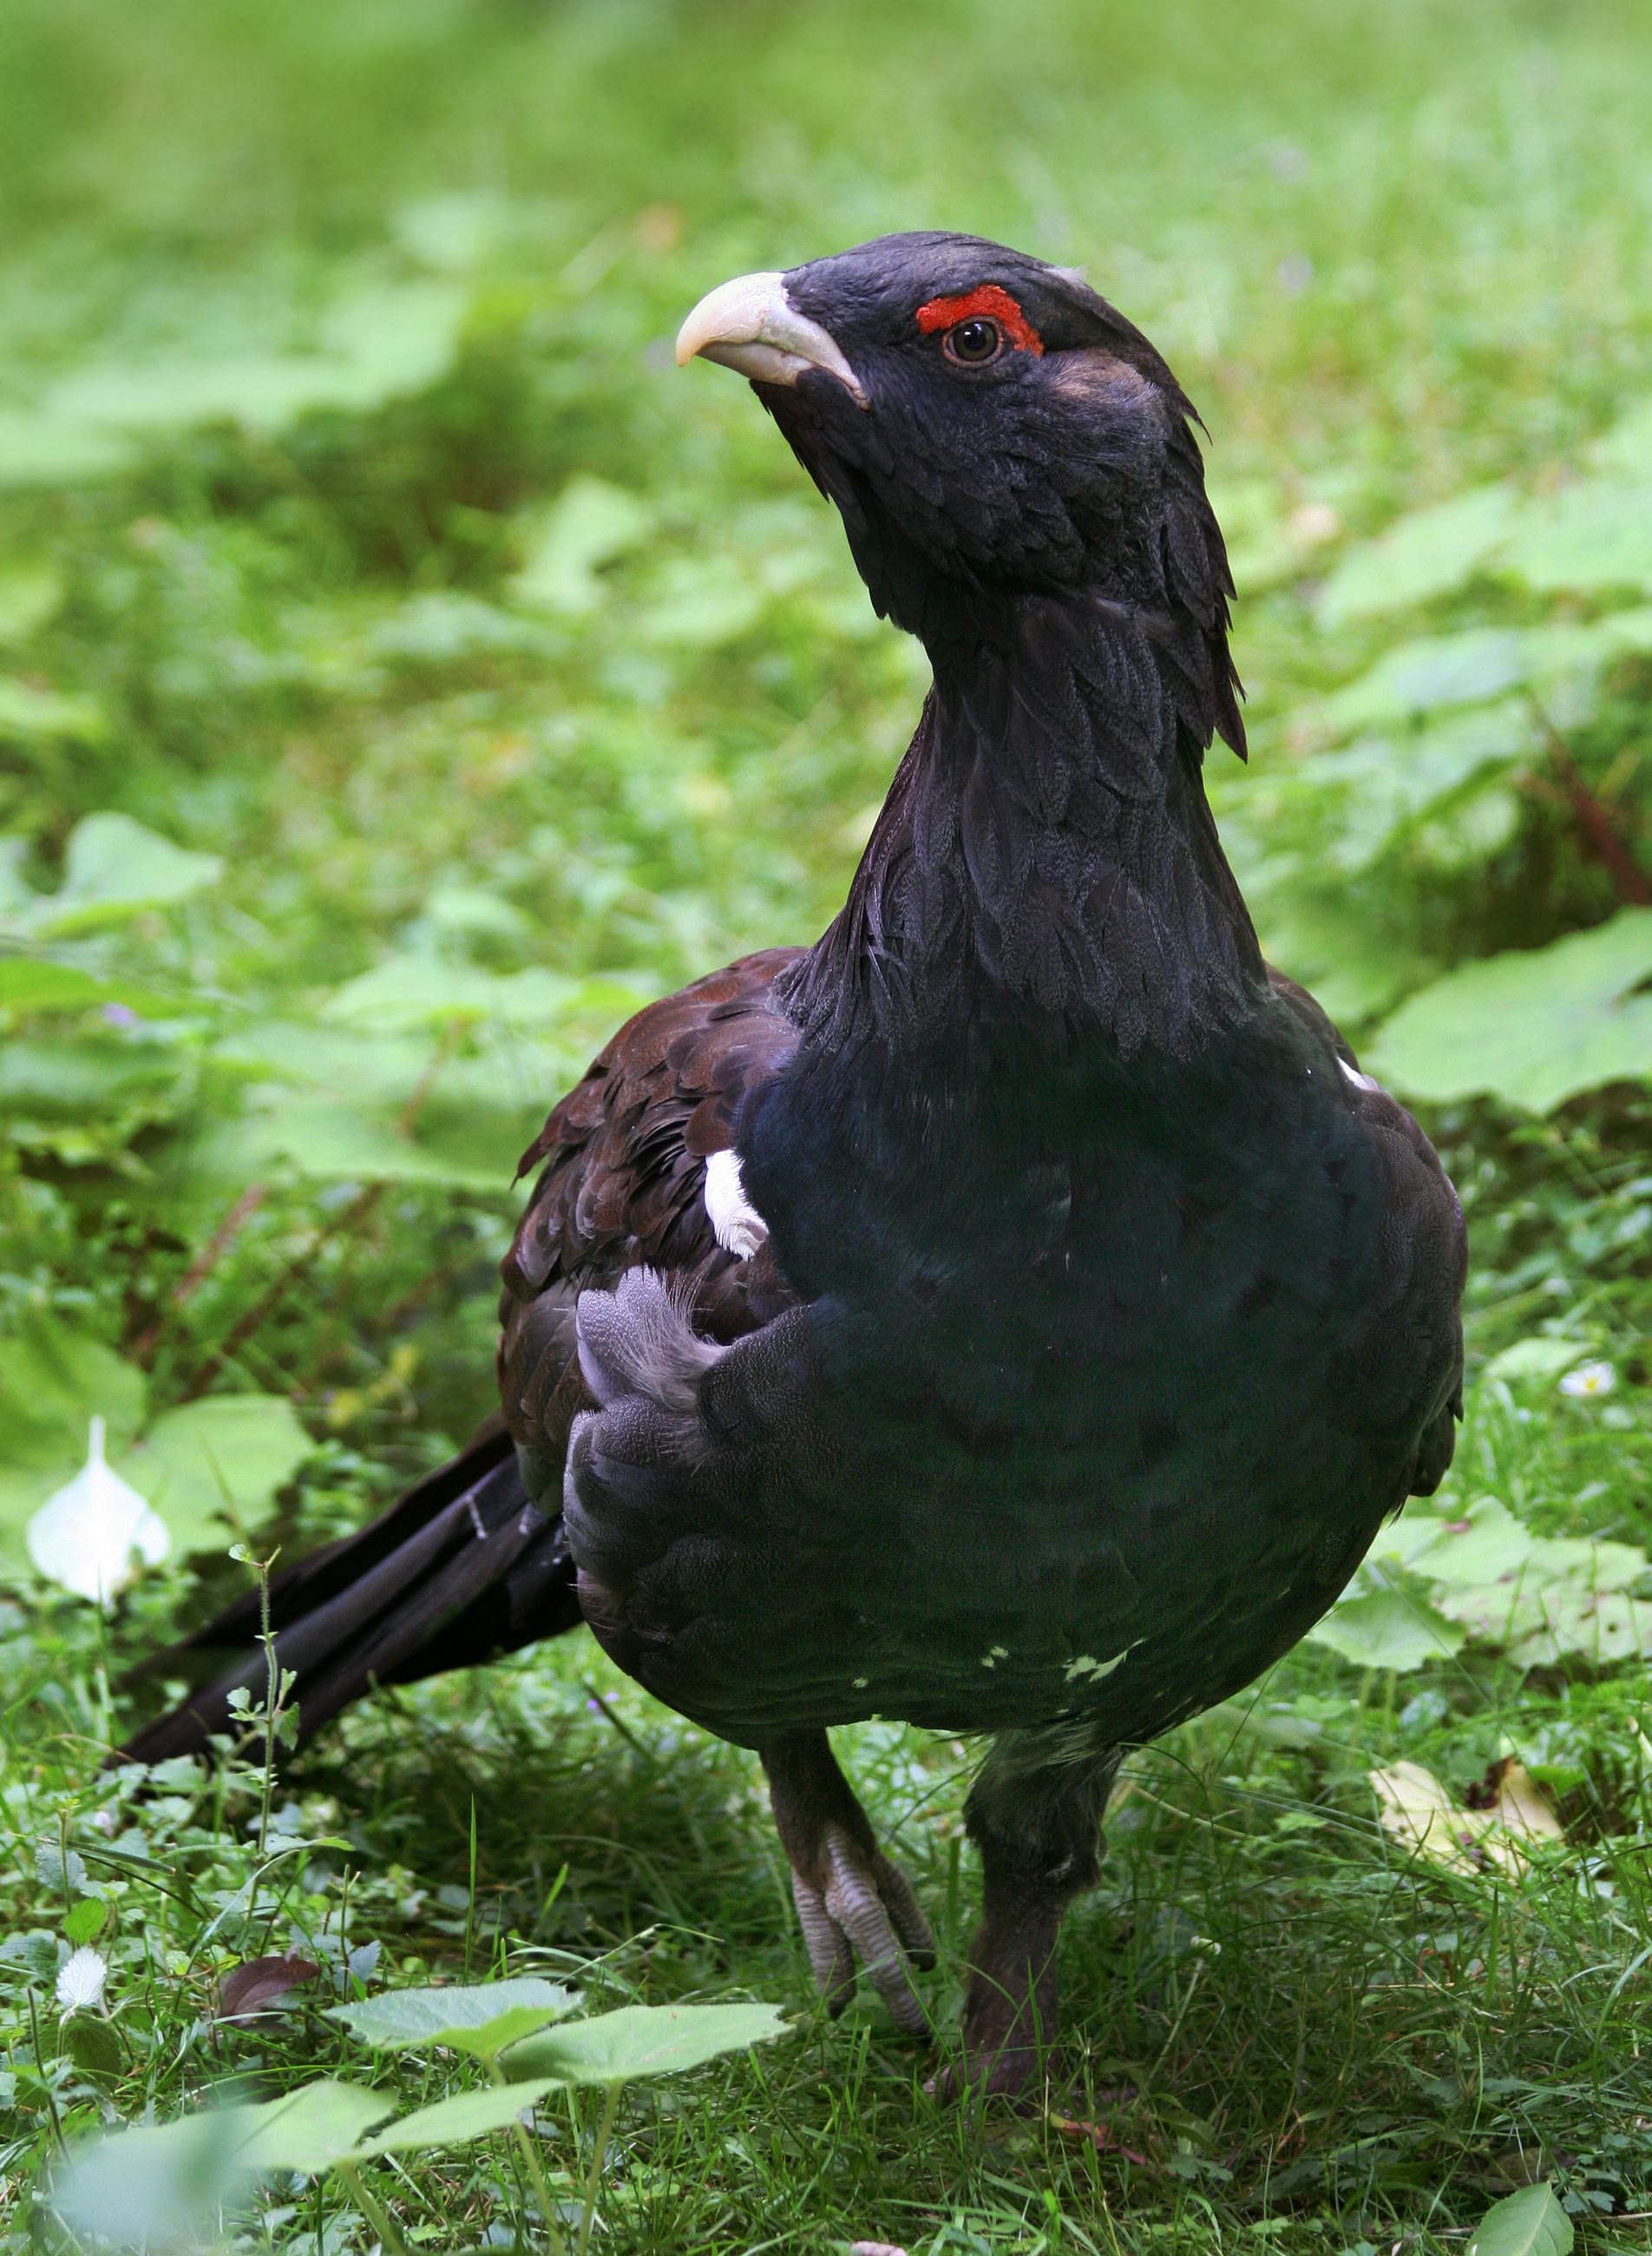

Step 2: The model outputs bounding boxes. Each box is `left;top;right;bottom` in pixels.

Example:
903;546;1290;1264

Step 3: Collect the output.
819;1825;933;2037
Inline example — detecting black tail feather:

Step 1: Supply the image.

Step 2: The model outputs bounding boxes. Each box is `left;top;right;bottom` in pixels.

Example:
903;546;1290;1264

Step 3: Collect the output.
116;1429;583;1767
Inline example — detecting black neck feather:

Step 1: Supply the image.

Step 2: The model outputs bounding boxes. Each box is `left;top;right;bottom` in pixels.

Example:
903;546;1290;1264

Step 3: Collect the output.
777;592;1266;1061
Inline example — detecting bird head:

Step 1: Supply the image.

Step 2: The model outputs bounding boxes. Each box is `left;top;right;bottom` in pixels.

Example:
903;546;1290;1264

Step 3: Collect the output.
678;229;1240;746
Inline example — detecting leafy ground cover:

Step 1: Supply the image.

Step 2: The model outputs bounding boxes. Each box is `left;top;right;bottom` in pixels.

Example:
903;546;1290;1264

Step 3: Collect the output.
3;0;1652;2248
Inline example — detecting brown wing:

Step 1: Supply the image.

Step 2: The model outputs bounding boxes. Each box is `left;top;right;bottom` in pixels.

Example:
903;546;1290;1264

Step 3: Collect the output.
496;947;804;1500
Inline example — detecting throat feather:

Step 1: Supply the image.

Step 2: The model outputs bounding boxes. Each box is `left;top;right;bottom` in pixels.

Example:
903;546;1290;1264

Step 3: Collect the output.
777;595;1263;1058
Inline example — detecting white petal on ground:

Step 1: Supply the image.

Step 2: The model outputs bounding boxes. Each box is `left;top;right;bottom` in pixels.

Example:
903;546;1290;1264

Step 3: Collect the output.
56;1947;108;2011
27;1416;170;1604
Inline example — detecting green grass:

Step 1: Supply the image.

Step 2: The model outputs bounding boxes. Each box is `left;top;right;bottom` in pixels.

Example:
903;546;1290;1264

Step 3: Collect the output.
3;0;1652;2249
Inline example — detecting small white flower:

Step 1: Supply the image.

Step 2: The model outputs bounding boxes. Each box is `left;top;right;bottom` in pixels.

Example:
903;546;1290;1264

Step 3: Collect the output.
56;1946;108;2012
1560;1361;1616;1399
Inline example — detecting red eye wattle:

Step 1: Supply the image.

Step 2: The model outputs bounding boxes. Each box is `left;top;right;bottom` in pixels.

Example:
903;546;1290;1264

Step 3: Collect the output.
914;285;1044;355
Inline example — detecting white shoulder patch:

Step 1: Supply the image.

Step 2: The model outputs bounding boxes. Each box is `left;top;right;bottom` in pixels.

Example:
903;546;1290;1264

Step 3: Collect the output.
1338;1057;1381;1094
704;1148;770;1261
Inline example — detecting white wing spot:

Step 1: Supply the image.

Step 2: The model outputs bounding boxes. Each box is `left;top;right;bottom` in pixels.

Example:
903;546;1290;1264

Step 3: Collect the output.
1064;1642;1144;1685
704;1148;770;1260
1338;1057;1380;1093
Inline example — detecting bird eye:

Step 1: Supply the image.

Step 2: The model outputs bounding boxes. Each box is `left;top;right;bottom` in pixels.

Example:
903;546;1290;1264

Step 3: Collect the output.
944;317;1004;366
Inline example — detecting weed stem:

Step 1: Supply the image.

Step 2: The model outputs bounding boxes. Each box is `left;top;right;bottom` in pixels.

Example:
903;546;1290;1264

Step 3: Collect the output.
575;2082;623;2256
335;2161;410;2256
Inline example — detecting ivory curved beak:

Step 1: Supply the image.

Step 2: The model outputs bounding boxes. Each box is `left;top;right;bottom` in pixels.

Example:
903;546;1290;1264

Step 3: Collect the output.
675;271;868;407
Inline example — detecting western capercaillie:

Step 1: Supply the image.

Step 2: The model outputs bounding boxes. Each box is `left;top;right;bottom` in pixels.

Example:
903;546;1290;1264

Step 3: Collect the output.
123;233;1466;2096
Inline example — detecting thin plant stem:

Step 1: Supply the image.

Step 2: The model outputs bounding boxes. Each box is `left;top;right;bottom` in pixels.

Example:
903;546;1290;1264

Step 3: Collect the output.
487;2061;567;2256
334;2161;410;2256
26;1987;67;2158
513;2119;563;2253
257;1551;279;1857
183;1182;384;1400
575;2081;622;2256
1149;1955;1206;2084
466;1797;477;1980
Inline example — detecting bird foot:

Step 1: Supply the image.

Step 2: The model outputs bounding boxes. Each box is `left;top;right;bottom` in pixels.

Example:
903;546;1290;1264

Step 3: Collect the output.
763;1733;936;2038
927;1892;1064;2102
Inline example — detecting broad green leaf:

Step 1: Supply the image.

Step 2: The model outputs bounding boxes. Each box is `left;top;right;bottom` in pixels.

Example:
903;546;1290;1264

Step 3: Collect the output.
422;885;534;944
0;563;64;646
1590;395;1652;476
321;952;575;1033
56;2084;395;2245
1360;1506;1472;1573
500;2000;789;2085
394;190;511;272
218;1019;442;1098
51;357;364;436
0;1033;185;1119
124;1394;314;1552
0;955;174;1018
63;2015;124;2083
203;1018;551;1190
1316;483;1522;626
1306;1584;1465;1670
1297;700;1536;873
1498;475;1652;595
200;1092;522;1192
0;1315;146;1478
1505;1588;1652;1669
0;407;136;489
0;675;106;744
65;1896;109;1945
369;593;555;665
43;285;467;442
356;2076;561;2153
1400;1496;1536;1586
639;555;765;648
1251;889;1435;1029
317;279;469;402
331;1977;577;2060
1366;907;1652;1111
1467;2182;1574;2256
1431;1532;1650;1659
56;2108;253;2245
0;1324;308;1569
233;2081;398;2171
512;476;651;614
1484;1337;1590;1383
1315;611;1652;738
1321;626;1531;731
1524;1532;1649;1595
36;812;222;934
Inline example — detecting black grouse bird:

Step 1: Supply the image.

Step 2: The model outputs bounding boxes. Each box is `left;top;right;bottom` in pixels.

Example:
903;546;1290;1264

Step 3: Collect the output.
123;233;1466;2095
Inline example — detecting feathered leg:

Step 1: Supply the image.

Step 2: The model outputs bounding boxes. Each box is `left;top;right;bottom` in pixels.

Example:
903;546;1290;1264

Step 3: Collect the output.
761;1730;937;2036
944;1728;1121;2098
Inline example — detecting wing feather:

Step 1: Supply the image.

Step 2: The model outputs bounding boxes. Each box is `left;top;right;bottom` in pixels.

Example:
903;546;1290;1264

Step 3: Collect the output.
497;948;803;1493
